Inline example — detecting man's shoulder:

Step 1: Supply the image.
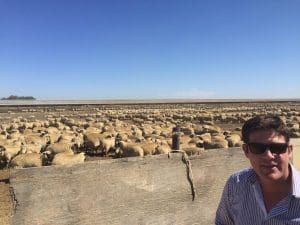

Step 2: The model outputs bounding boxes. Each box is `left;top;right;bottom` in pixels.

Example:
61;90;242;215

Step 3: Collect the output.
228;167;257;185
223;168;256;202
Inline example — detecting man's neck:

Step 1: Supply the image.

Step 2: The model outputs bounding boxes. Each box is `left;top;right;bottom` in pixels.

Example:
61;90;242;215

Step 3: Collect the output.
259;169;292;212
261;165;292;192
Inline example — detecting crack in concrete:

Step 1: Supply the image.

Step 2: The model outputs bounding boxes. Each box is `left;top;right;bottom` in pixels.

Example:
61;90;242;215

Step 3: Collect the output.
168;150;196;201
9;186;19;215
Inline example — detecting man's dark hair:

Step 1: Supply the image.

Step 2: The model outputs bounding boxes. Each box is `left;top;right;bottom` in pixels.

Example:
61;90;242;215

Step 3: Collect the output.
242;115;290;144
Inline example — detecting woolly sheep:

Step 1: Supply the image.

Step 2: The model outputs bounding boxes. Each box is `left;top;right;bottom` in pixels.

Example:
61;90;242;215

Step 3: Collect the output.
52;152;85;166
116;141;144;157
226;133;242;147
154;143;171;155
100;137;116;155
45;142;73;154
140;141;157;155
10;153;44;168
0;143;22;162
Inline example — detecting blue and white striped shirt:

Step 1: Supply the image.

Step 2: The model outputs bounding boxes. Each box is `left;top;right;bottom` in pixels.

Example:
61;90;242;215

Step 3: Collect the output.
215;164;300;225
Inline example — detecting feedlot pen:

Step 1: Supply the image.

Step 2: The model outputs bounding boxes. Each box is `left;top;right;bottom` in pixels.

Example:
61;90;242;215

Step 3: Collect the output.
0;100;299;224
0;148;249;225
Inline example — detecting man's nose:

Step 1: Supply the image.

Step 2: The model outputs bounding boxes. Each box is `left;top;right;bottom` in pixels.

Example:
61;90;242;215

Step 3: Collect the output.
263;149;276;158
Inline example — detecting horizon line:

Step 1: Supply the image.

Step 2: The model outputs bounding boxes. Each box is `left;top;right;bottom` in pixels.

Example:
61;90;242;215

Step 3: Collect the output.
0;98;299;106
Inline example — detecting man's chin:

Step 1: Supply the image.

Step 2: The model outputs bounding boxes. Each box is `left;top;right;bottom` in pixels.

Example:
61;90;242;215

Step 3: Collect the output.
260;166;282;180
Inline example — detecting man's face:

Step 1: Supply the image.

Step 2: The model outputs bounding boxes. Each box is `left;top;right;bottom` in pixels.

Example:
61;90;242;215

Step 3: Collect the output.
242;129;293;184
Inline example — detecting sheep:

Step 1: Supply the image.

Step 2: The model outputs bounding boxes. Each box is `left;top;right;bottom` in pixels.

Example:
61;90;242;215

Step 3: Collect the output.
23;134;49;146
202;124;222;134
226;133;242;147
10;153;44;168
71;134;84;152
20;143;43;154
85;127;101;134
182;146;204;156
0;143;22;163
83;133;101;149
45;132;61;144
140;141;157;155
45;142;73;155
99;137;116;156
199;133;211;143
116;141;144;157
154;143;171;155
204;135;228;149
52;152;85;166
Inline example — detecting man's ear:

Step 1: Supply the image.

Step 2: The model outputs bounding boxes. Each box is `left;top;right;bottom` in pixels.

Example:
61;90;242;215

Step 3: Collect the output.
288;144;293;160
242;143;249;158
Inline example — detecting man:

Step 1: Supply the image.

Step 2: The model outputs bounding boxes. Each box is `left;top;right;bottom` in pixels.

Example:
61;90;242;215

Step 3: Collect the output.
215;115;300;225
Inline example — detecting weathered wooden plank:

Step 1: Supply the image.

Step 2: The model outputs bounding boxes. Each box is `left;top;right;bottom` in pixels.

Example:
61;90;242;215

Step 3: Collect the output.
9;148;249;225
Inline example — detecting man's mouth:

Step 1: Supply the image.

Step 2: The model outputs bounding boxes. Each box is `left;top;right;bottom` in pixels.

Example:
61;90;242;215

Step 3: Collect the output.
262;164;278;169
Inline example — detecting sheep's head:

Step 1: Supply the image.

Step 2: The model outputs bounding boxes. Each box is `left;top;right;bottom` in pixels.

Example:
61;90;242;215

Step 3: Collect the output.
195;139;204;148
0;145;5;156
42;134;51;144
41;150;54;165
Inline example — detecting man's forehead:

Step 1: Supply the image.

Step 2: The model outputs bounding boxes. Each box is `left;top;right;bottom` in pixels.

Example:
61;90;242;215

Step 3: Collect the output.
248;129;286;142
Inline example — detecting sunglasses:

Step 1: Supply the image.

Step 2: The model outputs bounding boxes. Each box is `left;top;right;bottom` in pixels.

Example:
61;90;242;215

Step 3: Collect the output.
247;142;288;155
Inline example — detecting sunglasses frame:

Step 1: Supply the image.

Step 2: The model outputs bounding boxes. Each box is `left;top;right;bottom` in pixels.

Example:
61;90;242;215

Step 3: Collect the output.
247;142;289;155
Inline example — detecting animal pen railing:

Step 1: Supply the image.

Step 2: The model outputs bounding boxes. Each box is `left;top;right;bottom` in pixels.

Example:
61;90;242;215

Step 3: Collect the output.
1;147;250;225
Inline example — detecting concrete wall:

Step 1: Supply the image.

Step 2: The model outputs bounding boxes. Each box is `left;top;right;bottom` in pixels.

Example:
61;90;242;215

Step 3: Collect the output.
9;148;249;225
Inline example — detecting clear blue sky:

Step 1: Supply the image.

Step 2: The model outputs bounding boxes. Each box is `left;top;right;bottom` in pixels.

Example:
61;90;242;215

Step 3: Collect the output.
1;0;300;100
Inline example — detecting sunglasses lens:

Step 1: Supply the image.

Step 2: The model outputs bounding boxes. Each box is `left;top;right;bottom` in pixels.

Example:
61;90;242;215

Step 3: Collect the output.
248;143;288;154
248;143;266;154
269;144;288;154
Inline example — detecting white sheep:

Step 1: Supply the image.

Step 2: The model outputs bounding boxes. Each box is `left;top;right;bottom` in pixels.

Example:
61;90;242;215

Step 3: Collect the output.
154;143;171;155
10;153;44;168
226;133;242;147
52;152;85;166
0;143;22;162
140;141;157;155
20;143;43;154
45;142;73;154
116;141;144;157
99;137;116;155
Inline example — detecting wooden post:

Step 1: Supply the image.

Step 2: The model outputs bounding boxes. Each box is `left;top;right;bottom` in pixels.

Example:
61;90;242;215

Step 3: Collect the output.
172;126;181;150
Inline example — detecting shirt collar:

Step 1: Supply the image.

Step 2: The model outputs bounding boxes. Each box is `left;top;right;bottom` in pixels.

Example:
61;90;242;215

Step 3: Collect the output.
290;163;300;198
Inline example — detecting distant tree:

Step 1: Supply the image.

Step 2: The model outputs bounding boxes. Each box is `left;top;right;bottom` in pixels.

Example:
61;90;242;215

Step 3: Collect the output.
1;95;36;100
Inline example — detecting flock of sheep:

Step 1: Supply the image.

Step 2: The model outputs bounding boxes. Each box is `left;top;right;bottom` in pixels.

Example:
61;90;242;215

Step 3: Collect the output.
0;102;299;169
